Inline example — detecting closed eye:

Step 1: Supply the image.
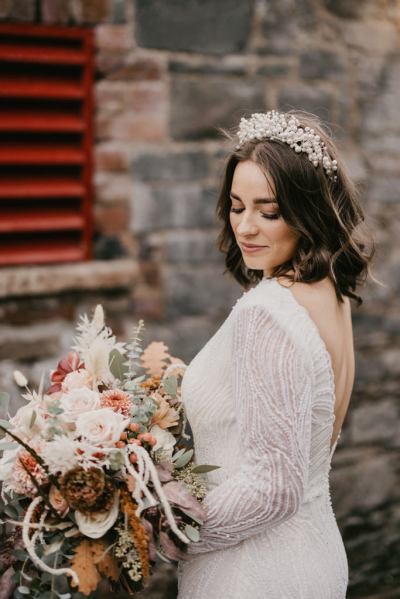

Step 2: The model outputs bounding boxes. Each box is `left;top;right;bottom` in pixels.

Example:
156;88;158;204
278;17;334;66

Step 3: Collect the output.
230;207;280;220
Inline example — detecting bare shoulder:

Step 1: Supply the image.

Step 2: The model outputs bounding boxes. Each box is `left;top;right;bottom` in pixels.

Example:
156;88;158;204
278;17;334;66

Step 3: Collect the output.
275;274;343;319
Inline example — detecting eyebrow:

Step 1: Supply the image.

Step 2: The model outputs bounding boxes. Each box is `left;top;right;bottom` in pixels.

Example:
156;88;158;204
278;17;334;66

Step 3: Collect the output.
229;192;277;205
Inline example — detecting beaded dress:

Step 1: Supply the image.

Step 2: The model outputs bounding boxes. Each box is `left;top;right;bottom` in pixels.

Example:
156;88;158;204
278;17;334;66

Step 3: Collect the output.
177;276;348;599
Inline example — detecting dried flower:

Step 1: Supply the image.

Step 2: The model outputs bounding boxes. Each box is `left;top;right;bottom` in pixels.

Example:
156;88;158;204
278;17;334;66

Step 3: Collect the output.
13;370;28;388
151;396;179;429
100;389;132;417
119;487;150;583
47;351;85;394
11;440;48;496
49;484;69;516
60;466;106;512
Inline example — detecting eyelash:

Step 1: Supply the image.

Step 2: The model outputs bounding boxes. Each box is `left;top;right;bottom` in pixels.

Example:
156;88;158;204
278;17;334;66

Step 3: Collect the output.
229;207;280;220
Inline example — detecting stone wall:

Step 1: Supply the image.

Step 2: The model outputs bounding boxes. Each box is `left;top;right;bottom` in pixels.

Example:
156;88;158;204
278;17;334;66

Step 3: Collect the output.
0;1;399;597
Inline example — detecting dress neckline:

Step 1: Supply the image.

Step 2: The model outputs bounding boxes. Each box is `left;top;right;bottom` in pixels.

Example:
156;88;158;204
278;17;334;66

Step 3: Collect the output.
259;276;341;456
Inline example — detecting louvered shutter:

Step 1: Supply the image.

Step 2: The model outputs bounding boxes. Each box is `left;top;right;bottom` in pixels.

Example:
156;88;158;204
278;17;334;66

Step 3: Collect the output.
0;23;94;265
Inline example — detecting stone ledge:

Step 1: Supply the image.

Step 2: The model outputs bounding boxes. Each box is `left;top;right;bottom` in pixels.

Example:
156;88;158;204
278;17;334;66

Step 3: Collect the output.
0;259;139;299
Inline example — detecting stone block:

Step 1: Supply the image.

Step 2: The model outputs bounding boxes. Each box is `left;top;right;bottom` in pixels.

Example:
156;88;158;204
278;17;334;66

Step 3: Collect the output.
130;183;219;232
94;201;130;234
256;63;291;77
342;21;398;56
299;49;345;80
331;448;399;518
349;398;399;446
162;265;241;319
162;230;224;265
130;151;208;182
134;0;253;55
168;60;245;76
71;0;112;24
322;0;367;19
94;172;134;203
0;0;11;18
9;0;35;21
366;176;400;204
277;85;335;123
0;260;138;298
0;322;63;361
42;0;70;23
170;76;265;140
257;0;316;54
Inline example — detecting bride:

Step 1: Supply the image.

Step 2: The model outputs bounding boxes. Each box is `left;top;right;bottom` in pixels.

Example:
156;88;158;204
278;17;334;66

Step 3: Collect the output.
176;110;375;598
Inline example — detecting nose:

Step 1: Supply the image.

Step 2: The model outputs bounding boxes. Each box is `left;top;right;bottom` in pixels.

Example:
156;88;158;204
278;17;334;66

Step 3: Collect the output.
235;210;259;236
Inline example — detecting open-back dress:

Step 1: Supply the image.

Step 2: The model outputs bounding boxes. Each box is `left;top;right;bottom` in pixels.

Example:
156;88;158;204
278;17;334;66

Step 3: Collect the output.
177;275;348;599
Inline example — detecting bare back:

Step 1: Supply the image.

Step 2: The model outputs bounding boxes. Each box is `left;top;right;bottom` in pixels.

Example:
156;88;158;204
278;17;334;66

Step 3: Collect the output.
276;275;355;451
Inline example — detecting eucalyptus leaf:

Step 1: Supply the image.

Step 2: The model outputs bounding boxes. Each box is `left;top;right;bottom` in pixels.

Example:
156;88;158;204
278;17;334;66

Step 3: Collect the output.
178;507;204;525
184;524;200;542
0;419;11;429
17;587;30;595
0;391;10;410
29;410;37;429
171;447;186;462
162;376;178;397
109;348;129;381
191;464;221;474
0;441;19;451
174;449;193;469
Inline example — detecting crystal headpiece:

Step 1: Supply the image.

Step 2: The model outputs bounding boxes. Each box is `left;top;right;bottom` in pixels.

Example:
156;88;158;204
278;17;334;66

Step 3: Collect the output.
235;110;338;181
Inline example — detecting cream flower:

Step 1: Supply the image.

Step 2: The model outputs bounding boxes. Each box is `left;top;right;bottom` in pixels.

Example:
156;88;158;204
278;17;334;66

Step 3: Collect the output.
75;491;119;539
10;402;45;440
59;388;101;424
41;435;79;475
150;424;177;457
75;408;128;446
61;369;93;392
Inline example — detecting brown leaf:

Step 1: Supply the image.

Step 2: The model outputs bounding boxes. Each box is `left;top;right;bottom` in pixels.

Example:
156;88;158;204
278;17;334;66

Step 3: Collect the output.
69;539;101;596
140;341;171;377
93;542;120;582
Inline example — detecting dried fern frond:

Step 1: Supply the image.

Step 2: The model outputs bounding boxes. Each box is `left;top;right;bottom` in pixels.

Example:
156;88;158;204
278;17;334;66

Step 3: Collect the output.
140;341;172;378
123;319;145;381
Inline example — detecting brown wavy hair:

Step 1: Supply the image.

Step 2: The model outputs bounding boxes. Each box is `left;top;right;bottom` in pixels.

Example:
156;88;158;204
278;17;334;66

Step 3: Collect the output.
215;109;376;306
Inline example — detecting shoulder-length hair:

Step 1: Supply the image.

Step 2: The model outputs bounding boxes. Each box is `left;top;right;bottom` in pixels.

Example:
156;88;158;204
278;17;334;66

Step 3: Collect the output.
215;109;376;306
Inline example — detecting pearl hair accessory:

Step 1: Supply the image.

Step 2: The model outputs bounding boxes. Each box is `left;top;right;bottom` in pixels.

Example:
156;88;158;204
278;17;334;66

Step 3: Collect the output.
235;110;338;181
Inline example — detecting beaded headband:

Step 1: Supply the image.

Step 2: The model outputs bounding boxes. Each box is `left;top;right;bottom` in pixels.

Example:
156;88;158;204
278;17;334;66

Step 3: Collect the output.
235;110;338;182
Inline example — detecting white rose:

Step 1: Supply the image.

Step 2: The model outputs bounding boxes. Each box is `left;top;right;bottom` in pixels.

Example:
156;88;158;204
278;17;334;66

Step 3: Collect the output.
75;491;119;539
75;408;128;446
10;403;45;440
150;424;177;457
59;388;101;424
61;369;92;392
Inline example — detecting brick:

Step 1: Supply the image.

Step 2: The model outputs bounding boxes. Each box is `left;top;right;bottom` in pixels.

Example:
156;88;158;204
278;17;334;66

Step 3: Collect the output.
94;201;130;234
350;398;400;446
42;0;70;23
342;21;398;55
9;0;35;21
95;24;132;52
95;142;129;172
134;0;253;55
106;57;163;81
130;183;218;232
108;111;167;141
256;63;291;77
94;172;134;203
130;151;208;182
170;76;265;140
71;0;112;23
299;49;345;80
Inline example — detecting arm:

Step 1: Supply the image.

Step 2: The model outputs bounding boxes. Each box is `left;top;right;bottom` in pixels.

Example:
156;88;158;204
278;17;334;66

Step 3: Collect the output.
188;302;313;555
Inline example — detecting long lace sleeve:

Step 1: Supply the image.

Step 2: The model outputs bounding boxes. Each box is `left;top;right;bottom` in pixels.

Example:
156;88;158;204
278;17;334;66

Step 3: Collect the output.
187;302;313;555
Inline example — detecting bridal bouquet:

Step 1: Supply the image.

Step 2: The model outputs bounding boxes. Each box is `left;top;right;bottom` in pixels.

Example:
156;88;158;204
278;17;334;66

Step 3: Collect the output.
0;305;215;598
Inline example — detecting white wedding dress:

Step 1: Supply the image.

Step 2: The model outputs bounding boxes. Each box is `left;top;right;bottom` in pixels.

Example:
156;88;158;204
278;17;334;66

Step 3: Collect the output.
177;276;348;599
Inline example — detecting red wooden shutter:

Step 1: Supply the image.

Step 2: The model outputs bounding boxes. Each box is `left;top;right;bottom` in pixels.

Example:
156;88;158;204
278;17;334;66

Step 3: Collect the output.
0;23;94;265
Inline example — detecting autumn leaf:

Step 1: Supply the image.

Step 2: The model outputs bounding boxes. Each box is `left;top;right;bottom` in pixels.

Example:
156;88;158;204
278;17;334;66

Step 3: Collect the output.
91;539;119;582
69;539;101;596
140;341;171;377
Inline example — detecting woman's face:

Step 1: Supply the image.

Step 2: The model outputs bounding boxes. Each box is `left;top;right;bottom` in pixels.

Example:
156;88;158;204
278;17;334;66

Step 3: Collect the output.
229;160;300;277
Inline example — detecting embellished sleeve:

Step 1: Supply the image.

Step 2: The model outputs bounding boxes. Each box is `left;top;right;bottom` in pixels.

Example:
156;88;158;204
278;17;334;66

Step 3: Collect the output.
187;302;313;555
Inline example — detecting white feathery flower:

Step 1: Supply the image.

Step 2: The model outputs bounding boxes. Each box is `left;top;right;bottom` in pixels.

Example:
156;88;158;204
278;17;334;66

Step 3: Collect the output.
13;370;28;387
41;436;79;475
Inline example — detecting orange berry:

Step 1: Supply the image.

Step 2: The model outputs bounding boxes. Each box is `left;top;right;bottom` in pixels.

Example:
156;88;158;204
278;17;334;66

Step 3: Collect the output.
131;439;141;446
129;453;137;464
141;432;152;443
115;441;125;448
149;436;157;446
129;422;140;432
120;432;128;441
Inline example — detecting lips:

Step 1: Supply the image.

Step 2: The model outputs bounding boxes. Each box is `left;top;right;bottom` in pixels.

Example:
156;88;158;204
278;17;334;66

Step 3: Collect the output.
240;242;267;249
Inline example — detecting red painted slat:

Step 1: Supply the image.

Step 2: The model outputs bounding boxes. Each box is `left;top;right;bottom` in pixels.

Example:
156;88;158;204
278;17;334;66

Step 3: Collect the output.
0;145;85;164
0;242;85;265
0;211;85;232
0;112;85;132
0;44;86;64
0;78;84;98
0;179;85;198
